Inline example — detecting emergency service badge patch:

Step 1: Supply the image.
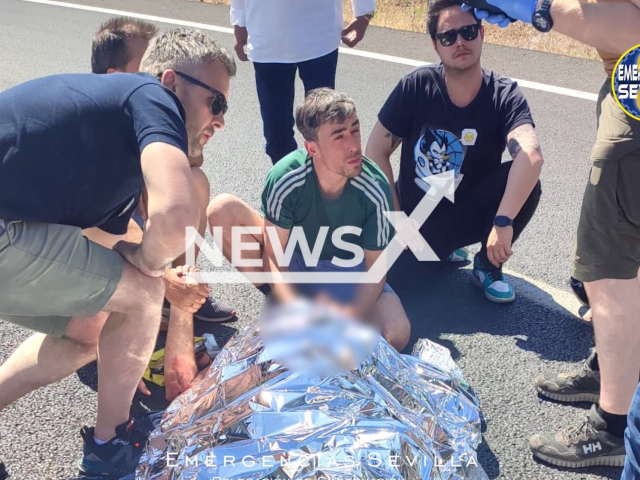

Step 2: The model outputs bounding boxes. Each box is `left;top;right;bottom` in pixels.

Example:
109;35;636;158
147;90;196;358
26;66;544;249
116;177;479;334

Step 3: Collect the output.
613;44;640;122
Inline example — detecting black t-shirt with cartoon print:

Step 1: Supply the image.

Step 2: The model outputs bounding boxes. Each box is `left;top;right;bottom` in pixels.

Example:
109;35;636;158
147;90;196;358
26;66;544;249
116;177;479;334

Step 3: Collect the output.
378;63;534;215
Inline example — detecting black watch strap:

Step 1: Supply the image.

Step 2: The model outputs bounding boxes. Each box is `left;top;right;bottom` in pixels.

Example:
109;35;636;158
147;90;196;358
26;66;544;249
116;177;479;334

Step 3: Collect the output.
532;0;554;32
494;216;514;228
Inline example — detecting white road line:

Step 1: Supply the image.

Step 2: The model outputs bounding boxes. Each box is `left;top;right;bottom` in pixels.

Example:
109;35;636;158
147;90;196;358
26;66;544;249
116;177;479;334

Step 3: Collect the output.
504;268;583;319
456;264;584;321
21;0;598;102
21;0;234;34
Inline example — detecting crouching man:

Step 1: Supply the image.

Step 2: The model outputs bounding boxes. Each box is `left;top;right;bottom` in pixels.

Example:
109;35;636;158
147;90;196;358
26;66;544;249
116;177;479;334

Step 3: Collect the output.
0;28;235;477
207;88;411;351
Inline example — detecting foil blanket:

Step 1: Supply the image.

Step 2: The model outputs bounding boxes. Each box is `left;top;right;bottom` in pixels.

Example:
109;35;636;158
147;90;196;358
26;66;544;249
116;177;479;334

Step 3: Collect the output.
135;323;487;480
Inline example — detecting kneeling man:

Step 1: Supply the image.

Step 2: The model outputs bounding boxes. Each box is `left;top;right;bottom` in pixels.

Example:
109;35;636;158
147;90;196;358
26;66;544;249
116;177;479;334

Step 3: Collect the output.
208;88;411;351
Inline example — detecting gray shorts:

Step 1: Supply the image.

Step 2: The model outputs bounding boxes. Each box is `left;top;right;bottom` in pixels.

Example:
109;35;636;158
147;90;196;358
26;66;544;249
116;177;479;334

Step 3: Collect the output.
289;250;395;304
0;220;124;338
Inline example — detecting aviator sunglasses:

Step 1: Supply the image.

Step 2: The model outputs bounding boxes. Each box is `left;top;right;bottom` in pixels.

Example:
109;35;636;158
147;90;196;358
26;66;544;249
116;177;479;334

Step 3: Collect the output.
435;24;480;47
174;71;228;116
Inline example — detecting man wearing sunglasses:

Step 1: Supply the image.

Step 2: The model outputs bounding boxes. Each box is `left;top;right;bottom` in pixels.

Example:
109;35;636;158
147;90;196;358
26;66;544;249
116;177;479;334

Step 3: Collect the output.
82;18;237;402
366;0;543;304
88;19;236;324
0;28;235;477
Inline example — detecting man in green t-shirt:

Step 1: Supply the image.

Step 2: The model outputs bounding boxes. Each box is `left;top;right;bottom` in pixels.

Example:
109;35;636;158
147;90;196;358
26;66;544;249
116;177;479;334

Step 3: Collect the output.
207;88;411;351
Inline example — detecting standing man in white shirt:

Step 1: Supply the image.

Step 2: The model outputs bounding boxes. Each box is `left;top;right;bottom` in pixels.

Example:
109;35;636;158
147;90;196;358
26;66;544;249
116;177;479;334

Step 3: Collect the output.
231;0;375;164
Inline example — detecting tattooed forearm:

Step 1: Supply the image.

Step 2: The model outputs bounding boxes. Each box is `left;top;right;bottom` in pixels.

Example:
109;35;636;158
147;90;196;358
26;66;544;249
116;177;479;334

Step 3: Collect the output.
384;131;402;151
507;124;541;160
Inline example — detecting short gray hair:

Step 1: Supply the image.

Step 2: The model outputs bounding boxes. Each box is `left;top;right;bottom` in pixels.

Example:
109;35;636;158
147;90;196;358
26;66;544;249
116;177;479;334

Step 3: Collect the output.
295;88;357;141
139;28;236;78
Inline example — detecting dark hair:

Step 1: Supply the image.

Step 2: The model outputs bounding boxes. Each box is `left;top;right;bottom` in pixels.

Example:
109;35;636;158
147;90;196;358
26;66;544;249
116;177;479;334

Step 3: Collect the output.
295;88;356;142
427;0;481;39
91;17;158;74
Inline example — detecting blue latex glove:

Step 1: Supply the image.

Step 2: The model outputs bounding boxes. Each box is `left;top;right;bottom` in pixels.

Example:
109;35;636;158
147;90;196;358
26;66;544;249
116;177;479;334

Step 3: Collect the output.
461;0;537;27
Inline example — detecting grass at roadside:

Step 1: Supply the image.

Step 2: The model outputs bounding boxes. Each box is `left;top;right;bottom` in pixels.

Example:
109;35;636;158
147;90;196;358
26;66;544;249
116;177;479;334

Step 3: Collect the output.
201;0;600;62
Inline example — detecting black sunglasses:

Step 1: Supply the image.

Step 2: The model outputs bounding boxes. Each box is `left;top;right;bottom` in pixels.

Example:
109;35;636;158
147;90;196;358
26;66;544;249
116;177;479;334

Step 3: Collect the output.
435;24;480;47
174;71;228;116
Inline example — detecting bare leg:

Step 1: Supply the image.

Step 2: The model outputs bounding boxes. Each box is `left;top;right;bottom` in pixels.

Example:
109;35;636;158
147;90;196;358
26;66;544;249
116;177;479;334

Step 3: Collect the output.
0;313;108;411
587;277;640;415
0;261;163;442
206;193;265;275
92;264;164;441
369;292;411;352
164;307;198;402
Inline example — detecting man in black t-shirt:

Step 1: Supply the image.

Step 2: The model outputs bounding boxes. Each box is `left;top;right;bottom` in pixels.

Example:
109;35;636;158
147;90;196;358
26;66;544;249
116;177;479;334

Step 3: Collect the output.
366;0;543;304
0;29;235;477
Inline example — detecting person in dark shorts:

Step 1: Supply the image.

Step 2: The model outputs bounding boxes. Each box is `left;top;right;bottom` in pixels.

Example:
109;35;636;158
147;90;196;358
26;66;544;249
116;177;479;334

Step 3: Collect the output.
469;0;640;470
85;17;237;401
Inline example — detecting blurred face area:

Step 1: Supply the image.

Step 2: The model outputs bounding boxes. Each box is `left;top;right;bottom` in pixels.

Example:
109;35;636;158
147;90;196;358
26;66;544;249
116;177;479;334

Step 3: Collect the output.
307;114;362;180
433;6;484;73
162;60;230;157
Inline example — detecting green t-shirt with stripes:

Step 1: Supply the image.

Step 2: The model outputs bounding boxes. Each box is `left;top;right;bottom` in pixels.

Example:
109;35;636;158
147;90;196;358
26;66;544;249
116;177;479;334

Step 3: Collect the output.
261;149;394;261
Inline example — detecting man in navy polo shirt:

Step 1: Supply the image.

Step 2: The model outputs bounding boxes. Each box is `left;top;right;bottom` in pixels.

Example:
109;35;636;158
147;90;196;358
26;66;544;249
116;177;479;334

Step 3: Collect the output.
0;28;235;477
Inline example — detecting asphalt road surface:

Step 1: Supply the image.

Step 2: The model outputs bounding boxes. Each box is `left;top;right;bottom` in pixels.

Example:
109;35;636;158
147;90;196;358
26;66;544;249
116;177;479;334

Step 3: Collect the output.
0;0;624;479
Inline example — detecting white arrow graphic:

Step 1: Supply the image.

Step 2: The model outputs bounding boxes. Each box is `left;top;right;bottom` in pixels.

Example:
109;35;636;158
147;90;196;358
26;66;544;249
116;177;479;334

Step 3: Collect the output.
364;170;456;284
191;171;456;284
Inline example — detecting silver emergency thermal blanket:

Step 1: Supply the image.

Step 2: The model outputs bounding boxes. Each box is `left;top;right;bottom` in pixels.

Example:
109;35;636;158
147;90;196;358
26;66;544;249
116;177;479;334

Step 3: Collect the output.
135;321;488;480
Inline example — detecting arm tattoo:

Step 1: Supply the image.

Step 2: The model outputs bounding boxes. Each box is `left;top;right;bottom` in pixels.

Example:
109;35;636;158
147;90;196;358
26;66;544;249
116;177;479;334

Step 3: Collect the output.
507;137;522;158
384;131;403;150
507;124;541;160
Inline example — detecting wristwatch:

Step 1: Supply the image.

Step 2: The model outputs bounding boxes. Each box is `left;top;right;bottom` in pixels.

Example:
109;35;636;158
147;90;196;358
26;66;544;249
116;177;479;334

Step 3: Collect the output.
494;216;514;228
532;0;554;33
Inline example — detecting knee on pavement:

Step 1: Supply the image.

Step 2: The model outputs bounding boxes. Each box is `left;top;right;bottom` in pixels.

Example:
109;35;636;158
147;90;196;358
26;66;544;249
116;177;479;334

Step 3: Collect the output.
206;193;244;226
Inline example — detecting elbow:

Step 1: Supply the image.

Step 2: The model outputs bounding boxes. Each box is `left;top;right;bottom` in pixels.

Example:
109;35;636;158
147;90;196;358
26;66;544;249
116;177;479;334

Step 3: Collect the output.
520;149;544;173
364;137;382;161
165;202;200;239
531;151;544;172
150;202;200;253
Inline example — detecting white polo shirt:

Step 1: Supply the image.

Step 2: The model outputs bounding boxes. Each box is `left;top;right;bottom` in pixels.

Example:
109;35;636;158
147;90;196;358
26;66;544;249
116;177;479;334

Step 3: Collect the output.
230;0;375;64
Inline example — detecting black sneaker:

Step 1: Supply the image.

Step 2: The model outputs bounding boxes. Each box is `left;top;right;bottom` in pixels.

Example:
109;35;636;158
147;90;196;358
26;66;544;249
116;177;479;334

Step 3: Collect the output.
570;276;590;308
78;419;148;477
529;404;626;468
0;460;8;480
535;350;600;403
163;298;237;323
